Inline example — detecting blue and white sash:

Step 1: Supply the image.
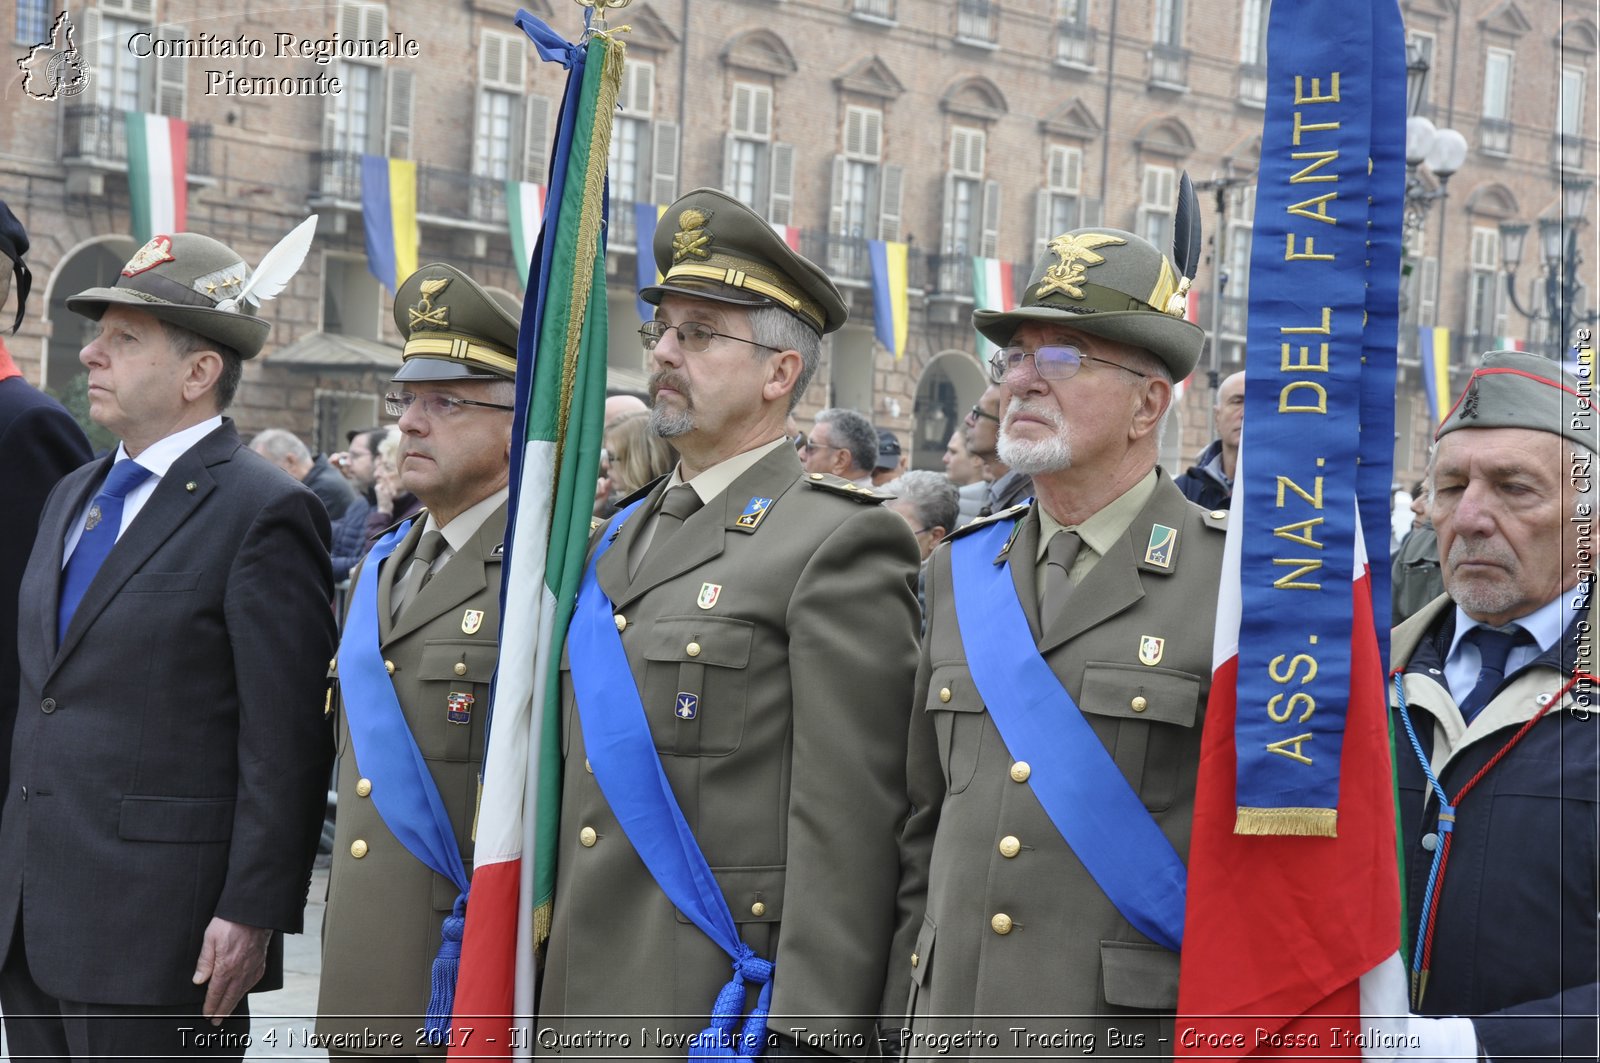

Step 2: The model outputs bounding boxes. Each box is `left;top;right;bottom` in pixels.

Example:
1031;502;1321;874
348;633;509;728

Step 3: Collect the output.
950;516;1186;951
338;519;471;1040
567;498;773;1060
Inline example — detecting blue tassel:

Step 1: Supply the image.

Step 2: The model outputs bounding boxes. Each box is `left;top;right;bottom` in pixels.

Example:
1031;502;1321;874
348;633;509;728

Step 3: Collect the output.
422;892;467;1046
690;946;773;1062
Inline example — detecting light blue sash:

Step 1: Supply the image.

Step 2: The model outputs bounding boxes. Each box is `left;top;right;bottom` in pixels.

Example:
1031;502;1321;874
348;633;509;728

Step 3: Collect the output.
567;498;773;1060
337;520;471;1040
950;516;1186;951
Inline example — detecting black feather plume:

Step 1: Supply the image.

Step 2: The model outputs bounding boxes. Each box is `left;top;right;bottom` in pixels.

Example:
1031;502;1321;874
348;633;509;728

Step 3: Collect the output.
1172;170;1202;284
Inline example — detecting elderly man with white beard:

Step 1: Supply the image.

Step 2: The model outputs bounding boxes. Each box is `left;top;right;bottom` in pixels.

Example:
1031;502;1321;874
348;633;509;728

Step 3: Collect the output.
893;227;1226;1057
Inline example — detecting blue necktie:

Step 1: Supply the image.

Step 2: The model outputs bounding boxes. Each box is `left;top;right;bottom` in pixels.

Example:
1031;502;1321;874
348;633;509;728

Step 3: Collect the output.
58;459;155;643
1458;625;1534;721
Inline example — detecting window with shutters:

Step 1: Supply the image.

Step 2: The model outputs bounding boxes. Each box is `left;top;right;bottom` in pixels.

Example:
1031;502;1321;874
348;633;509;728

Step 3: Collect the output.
1055;0;1093;67
1407;32;1435;116
608;60;658;244
940;126;997;292
1465;227;1505;345
92;15;144;114
67;9;189;163
1417;256;1439;328
1154;0;1182;46
16;0;50;46
471;31;527;221
723;82;790;220
1149;0;1187;86
1034;145;1083;257
321;2;399;195
1558;66;1585;174
1238;0;1269;105
1480;47;1513;154
1136;164;1176;252
828;105;897;279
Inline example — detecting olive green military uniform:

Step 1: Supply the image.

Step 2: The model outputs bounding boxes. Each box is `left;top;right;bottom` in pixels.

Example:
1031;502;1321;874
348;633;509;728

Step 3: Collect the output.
317;263;518;1056
900;474;1223;1057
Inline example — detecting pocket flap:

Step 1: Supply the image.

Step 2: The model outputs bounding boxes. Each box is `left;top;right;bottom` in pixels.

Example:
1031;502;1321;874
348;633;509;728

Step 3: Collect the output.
1079;664;1201;728
644;616;754;668
418;641;501;682
122;571;203;594
1099;940;1179;1010
673;864;785;925
925;665;982;713
118;796;234;843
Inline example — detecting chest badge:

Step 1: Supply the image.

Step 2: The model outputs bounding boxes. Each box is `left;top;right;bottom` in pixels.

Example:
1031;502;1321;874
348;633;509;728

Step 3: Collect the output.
84;504;103;532
1144;523;1177;568
461;609;485;635
447;690;475;725
697;582;722;610
734;496;774;532
1139;635;1166;667
675;691;699;720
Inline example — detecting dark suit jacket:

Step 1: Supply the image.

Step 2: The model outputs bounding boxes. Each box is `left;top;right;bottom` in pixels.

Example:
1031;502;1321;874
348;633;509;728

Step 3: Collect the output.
0;376;91;802
0;419;336;1005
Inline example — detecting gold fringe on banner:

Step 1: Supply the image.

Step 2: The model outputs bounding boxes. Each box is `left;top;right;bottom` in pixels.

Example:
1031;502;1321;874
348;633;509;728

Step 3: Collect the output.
1234;806;1338;837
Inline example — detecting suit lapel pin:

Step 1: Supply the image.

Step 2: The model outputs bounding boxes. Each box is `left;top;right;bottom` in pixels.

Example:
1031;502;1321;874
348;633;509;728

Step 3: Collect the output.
675;691;699;720
447;690;474;725
733;496;774;532
697;582;722;609
461;609;485;634
1139;635;1166;666
1144;523;1177;568
185;481;197;493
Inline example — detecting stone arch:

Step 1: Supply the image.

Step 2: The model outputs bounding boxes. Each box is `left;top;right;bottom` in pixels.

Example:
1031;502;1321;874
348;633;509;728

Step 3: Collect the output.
1133;115;1196;158
1463;182;1520;220
940;76;1008;122
721;28;798;76
1558;17;1598;53
40;233;138;391
911;349;989;470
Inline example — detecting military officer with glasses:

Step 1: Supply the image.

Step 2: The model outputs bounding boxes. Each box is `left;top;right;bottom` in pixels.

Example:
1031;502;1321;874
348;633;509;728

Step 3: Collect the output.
538;188;922;1059
895;227;1225;1058
319;263;518;1057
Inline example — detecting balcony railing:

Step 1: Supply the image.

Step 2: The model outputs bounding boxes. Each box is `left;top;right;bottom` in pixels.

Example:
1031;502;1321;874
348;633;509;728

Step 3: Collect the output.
1553;132;1587;172
851;0;896;22
1479;117;1513;156
63;106;212;175
955;0;998;45
312;150;363;201
1238;63;1267;107
1148;44;1189;89
1055;22;1095;67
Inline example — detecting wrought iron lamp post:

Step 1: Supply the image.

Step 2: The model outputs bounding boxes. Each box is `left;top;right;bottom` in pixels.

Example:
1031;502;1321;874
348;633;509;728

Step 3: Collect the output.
1499;177;1596;357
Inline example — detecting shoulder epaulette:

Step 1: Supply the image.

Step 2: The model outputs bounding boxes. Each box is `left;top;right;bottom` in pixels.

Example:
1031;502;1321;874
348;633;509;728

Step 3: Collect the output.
943;501;1030;543
800;472;891;504
1202;506;1229;531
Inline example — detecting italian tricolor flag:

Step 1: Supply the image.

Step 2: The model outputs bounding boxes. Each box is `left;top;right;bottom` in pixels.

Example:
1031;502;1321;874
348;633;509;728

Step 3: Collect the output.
972;256;1017;355
507;181;546;289
125;113;188;243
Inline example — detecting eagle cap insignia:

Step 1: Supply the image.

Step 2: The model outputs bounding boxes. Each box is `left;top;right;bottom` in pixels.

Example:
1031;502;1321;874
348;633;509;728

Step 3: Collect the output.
1038;232;1126;300
122;235;176;277
408;276;452;333
672;207;714;264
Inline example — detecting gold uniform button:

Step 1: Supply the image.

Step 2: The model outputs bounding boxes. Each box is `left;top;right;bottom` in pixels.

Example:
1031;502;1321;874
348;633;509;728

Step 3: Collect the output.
910;952;919;968
328;658;337;672
615;614;627;632
990;913;1013;935
686;642;702;657
998;835;1021;858
584;758;593;774
1131;696;1148;713
384;660;396;676
350;839;368;859
1009;761;1031;783
579;826;598;847
751;901;767;917
355;778;372;797
454;662;468;676
1211;510;1227;520
810;473;825;481
939;687;953;703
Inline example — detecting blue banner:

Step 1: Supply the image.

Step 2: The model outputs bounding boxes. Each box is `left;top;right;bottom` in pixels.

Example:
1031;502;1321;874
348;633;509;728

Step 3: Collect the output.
1234;0;1402;829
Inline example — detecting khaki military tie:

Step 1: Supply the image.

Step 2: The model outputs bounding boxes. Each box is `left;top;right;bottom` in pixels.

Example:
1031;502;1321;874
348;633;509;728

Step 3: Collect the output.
393;529;447;619
1041;529;1082;635
634;484;704;578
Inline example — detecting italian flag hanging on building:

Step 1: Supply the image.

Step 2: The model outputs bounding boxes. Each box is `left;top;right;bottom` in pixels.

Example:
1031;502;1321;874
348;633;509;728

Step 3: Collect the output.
125;113;188;244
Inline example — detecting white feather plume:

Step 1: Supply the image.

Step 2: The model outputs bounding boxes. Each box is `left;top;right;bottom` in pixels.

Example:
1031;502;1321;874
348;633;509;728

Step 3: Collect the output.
215;215;318;312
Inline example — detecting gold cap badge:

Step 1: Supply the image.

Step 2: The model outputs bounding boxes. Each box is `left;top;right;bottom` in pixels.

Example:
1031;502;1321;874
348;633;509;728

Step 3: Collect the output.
671;208;713;264
1037;232;1126;300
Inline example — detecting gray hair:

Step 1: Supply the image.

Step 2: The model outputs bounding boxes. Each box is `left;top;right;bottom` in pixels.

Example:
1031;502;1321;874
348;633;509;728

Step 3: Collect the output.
251;427;311;465
159;319;243;410
748;306;821;412
1120;345;1175;447
1423;440;1598;515
815;407;880;474
885;470;959;534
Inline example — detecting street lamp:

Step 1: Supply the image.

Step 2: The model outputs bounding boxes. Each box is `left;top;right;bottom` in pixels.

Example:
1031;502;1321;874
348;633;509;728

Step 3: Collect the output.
1499;177;1596;356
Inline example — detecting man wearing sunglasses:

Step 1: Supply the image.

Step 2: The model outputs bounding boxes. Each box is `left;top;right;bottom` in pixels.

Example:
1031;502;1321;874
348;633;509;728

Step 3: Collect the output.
319;263;518;1051
965;382;1032;518
897;228;1224;1057
541;189;921;1059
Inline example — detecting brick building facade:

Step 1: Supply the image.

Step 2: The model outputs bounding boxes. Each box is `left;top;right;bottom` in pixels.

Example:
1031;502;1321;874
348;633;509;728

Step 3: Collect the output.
1;0;1592;483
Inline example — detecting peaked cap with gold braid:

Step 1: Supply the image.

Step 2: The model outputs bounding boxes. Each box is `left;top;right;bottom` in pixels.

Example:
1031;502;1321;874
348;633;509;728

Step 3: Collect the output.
973;225;1206;379
391;263;519;382
641;188;847;335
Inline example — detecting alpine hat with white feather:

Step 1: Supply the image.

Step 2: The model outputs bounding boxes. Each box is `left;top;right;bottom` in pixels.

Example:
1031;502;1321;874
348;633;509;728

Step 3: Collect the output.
66;218;318;359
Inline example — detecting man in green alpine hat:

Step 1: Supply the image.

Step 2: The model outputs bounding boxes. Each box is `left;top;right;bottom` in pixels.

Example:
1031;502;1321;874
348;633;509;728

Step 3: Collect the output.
897;225;1226;1057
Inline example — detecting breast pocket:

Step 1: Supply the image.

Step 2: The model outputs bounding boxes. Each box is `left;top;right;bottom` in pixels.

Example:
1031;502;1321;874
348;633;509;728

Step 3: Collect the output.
1077;663;1202;812
925;665;984;795
642;616;753;756
414;640;499;762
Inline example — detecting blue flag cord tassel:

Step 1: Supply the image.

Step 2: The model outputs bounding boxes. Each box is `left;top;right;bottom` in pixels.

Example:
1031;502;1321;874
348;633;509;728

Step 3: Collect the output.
423;892;468;1042
691;947;774;1060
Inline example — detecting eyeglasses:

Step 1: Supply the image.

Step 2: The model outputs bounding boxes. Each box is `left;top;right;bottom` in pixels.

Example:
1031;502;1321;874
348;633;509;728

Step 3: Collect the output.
638;320;784;354
792;432;807;451
965;403;1001;425
802;441;842;455
384;391;515;418
989;345;1148;382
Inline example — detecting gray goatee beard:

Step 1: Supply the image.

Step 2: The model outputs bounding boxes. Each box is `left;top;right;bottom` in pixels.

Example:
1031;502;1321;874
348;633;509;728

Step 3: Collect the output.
997;399;1072;475
649;370;694;438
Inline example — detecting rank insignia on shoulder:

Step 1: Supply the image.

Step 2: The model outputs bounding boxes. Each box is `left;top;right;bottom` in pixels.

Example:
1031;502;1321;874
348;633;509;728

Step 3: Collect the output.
462;609;485;635
675;691;699;720
697;582;722;609
1139;635;1165;667
447;690;474;725
1144;523;1177;568
734;496;774;532
491;542;505;557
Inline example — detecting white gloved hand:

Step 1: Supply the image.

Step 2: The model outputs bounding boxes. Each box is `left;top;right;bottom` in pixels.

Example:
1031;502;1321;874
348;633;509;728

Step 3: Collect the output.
1360;954;1480;1062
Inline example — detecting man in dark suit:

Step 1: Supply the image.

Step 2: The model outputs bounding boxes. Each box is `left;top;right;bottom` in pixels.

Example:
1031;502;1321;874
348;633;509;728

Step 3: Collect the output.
0;200;91;807
0;230;336;1061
